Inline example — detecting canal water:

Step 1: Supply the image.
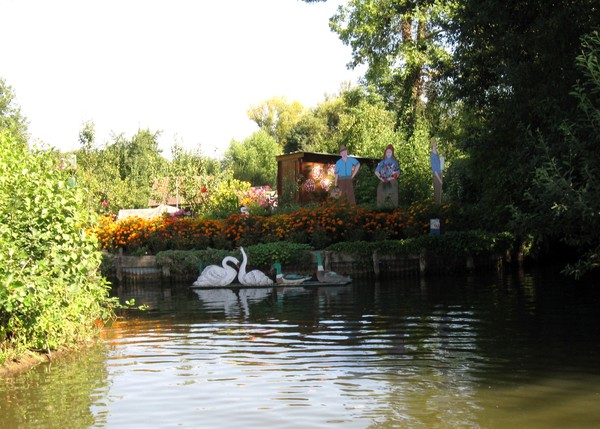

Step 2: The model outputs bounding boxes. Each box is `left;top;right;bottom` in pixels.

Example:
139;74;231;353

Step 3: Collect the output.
1;266;600;428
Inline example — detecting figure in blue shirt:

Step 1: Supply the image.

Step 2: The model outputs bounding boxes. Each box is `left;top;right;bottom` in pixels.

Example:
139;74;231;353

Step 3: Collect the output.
334;144;360;205
430;139;443;204
374;144;401;207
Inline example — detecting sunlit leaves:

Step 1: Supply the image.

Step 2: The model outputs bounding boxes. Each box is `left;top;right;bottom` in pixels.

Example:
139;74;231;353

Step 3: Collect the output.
0;129;114;363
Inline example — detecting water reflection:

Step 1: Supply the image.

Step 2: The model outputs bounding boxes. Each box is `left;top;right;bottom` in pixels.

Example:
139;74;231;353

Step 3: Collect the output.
192;287;273;318
0;345;110;429
1;268;600;428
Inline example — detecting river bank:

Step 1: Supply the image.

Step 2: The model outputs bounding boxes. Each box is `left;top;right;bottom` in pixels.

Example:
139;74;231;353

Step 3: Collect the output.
0;344;91;377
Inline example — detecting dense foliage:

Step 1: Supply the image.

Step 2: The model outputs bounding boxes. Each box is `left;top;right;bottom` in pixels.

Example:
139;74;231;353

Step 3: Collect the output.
224;129;279;187
302;0;599;277
0;129;114;365
511;31;600;278
444;0;600;276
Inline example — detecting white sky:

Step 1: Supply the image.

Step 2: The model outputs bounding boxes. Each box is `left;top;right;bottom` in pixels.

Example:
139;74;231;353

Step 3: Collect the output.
0;0;363;159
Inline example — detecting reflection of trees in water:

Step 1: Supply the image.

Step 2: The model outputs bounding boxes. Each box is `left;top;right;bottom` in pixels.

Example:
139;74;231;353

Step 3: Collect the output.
0;345;110;429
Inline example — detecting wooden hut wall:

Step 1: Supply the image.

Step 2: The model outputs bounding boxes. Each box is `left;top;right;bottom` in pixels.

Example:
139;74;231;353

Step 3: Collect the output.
277;152;377;205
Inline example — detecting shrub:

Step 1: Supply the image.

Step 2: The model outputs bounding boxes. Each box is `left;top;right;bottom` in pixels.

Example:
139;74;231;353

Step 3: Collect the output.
326;231;516;261
0;132;115;364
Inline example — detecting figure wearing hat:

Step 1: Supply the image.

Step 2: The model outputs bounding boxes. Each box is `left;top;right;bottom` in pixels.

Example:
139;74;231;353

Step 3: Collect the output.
334;144;361;204
374;144;401;207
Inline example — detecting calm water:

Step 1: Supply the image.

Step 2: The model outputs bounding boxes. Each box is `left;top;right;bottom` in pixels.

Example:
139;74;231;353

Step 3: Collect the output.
2;267;600;429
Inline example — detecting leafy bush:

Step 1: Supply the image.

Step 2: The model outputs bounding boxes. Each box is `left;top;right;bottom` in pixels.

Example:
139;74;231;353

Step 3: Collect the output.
0;131;114;364
327;231;516;261
155;248;234;276
241;242;313;267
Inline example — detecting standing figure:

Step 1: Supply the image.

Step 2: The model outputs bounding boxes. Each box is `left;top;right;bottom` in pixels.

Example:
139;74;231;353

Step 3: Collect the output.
430;138;443;205
374;144;400;207
334;145;361;204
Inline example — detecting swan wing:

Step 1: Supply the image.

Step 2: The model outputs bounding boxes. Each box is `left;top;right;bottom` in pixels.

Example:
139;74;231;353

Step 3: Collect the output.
240;269;274;286
193;265;236;287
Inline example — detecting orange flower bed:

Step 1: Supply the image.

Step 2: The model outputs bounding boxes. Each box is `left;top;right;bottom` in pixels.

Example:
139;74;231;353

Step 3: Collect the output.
92;200;450;254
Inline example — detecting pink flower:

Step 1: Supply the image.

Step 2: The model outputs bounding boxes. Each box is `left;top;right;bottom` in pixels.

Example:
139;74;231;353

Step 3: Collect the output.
304;179;315;192
312;165;324;180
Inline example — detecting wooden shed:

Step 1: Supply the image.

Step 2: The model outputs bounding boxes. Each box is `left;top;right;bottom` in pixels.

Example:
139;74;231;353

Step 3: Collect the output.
276;151;378;204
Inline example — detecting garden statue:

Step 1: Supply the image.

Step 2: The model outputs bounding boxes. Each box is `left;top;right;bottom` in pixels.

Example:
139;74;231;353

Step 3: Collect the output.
334;144;360;205
374;144;401;207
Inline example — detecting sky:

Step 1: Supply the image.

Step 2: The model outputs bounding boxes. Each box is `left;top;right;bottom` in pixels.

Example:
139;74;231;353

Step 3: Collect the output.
0;0;364;159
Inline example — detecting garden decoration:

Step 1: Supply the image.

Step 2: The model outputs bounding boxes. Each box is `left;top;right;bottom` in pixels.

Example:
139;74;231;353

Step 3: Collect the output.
272;262;312;285
329;186;342;199
238;247;274;286
193;256;240;287
315;253;352;285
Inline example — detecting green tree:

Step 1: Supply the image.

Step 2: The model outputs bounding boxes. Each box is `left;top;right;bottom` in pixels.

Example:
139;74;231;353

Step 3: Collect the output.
337;88;398;158
75;128;168;212
330;0;454;134
73;120;119;215
511;31;600;278
286;86;400;157
446;0;600;230
111;128;167;195
285;94;346;154
247;97;305;148
0;77;28;142
224;129;279;187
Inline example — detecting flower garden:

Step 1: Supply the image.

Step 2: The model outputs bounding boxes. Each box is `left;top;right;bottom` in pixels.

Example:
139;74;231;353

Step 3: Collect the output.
92;199;451;255
92;198;520;281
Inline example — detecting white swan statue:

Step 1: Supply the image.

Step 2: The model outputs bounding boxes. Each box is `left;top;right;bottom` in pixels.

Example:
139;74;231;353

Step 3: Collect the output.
273;262;312;285
192;256;240;287
316;253;352;284
238;247;274;286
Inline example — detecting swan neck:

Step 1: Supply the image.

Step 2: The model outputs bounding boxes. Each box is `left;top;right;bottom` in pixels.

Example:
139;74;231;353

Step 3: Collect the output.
239;248;247;275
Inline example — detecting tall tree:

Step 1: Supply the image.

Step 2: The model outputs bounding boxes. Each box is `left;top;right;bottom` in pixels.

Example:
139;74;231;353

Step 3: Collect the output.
286;86;399;157
75;128;168;211
224;129;279;187
285;94;346;154
247;97;305;149
512;31;600;277
446;0;600;227
337;88;398;158
329;0;453;134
